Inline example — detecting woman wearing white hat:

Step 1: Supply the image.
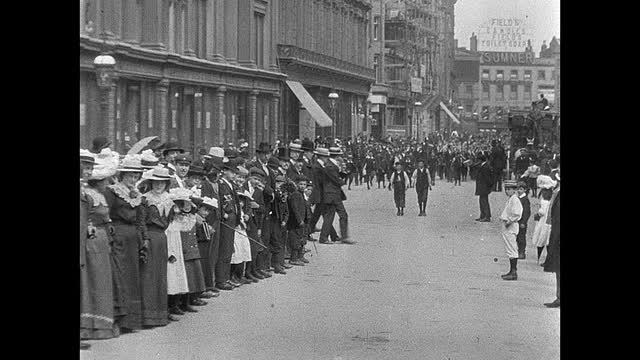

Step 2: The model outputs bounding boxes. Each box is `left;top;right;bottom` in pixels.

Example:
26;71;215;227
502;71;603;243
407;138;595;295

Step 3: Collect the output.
531;175;557;264
139;167;174;325
103;154;146;331
81;160;123;339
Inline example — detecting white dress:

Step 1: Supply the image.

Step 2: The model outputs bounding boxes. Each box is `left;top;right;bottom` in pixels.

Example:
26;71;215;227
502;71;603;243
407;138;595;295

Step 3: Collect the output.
531;199;552;247
231;214;252;264
166;215;189;295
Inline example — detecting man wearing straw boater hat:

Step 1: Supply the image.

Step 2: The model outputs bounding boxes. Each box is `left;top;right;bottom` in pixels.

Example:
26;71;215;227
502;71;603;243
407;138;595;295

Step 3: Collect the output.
499;180;523;281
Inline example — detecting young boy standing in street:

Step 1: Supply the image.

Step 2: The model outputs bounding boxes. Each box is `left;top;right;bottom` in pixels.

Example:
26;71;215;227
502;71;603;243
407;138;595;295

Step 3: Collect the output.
287;175;309;266
389;162;410;216
500;180;523;281
516;181;531;259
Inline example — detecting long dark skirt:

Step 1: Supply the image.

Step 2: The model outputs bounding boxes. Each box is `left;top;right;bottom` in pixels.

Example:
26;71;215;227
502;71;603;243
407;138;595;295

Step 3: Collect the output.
394;188;406;208
111;223;141;329
197;240;214;290
80;228;118;339
139;229;168;327
185;259;206;293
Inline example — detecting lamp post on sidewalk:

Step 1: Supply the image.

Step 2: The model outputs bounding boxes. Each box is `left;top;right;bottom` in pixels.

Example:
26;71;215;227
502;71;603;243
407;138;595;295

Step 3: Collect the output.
328;90;339;140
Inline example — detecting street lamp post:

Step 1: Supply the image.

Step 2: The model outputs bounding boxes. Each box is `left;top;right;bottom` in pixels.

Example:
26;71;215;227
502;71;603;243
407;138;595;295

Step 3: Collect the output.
328;90;339;140
414;101;422;141
94;51;117;148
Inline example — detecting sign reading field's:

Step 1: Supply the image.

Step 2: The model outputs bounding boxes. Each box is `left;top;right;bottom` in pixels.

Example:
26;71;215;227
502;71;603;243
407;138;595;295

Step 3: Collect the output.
480;51;534;65
477;18;534;52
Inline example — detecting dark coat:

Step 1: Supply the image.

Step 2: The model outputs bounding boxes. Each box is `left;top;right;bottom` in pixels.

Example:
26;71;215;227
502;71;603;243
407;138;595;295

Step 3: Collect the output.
218;179;241;227
287;190;306;230
80;185;88;268
544;188;560;273
310;160;324;205
475;162;494;196
322;160;347;204
518;194;531;225
490;146;506;170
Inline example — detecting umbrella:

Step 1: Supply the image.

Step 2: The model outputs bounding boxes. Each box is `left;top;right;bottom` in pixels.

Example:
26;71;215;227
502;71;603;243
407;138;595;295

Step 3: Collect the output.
128;136;159;155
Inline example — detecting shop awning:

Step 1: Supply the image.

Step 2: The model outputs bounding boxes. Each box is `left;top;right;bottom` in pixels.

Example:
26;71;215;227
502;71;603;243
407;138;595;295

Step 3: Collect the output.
286;81;333;127
439;101;461;124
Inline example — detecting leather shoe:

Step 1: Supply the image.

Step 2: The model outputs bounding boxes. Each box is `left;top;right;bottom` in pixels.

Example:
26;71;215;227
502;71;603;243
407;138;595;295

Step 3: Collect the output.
282;263;293;269
251;271;265;280
169;306;185;315
544;299;560;308
501;272;517;280
215;283;233;291
259;270;272;278
239;276;252;285
475;217;483;221
290;259;305;266
168;314;180;322
478;218;491;222
227;279;241;288
180;304;198;313
319;240;335;244
245;273;260;282
340;237;356;244
273;267;287;274
199;291;214;299
190;298;208;306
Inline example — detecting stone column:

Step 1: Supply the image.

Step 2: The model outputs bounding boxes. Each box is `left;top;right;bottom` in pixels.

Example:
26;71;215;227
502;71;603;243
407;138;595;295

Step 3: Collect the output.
99;76;119;146
184;0;197;57
237;0;255;68
122;0;140;44
224;0;238;65
215;86;226;145
271;94;280;144
248;90;258;154
211;0;225;62
155;79;170;142
269;0;278;71
141;0;166;50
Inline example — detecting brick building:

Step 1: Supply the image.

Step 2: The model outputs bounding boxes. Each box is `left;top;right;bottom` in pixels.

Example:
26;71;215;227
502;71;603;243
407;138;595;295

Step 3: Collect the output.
367;0;457;140
80;0;286;155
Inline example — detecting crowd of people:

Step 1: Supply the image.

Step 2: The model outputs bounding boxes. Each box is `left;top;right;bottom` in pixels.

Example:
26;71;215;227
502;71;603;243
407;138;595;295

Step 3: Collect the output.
80;136;357;344
80;130;561;346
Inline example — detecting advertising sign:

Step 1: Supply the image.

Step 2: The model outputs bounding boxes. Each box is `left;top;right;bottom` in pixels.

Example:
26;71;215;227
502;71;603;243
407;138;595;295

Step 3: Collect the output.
410;77;423;93
477;18;534;52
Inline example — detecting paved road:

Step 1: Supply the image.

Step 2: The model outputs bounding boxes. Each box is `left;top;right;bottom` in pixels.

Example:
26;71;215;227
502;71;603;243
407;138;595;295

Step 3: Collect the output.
83;179;559;360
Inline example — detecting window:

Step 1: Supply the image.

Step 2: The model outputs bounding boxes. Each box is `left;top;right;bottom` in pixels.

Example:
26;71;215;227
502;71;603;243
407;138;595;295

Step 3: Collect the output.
496;70;504;80
482;69;489;79
254;12;265;68
373;55;380;82
465;84;473;94
524;70;532;80
496;85;504;99
373;16;380;40
524;84;532;100
509;86;518;100
482;83;489;99
538;70;546;80
510;70;518;80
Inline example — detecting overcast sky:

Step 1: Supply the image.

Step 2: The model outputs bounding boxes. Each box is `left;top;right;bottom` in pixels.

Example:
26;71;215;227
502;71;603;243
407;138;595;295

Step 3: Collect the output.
454;0;560;51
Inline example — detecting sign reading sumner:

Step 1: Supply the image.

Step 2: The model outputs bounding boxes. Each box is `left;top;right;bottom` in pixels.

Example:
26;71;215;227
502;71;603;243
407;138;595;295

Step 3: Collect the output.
477;18;534;52
480;51;534;65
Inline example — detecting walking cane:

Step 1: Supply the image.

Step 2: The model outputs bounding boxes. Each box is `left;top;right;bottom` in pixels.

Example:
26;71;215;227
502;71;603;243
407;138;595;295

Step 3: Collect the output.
219;221;269;250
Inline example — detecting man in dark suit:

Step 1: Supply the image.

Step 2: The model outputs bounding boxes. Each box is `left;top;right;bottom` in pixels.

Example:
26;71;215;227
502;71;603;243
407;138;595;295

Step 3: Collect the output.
244;167;272;279
215;159;241;291
490;140;506;192
475;154;493;222
319;147;353;244
308;147;340;243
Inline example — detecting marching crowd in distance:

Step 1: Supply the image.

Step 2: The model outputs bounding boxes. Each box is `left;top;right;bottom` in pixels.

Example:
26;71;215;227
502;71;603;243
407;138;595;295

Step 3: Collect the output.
79;130;561;344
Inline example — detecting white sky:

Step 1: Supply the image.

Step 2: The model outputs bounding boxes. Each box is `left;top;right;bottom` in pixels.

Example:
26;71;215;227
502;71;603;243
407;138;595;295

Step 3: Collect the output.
454;0;560;51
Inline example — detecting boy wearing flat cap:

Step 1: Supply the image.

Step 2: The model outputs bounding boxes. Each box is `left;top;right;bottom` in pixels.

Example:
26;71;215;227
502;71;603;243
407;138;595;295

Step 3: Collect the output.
500;180;523;280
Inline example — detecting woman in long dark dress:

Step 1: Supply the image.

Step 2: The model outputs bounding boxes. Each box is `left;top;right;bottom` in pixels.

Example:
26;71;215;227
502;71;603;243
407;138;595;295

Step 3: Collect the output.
81;163;124;339
139;167;175;325
543;185;560;308
104;155;145;331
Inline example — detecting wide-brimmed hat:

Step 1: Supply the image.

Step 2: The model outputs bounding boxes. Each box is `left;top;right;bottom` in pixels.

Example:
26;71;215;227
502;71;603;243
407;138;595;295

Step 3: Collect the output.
80;149;96;165
329;147;343;156
313;147;330;157
504;180;518;189
168;188;196;207
536;175;557;190
249;167;267;178
141;167;172;181
187;165;205;177
162;142;185;156
205;147;224;160
196;196;218;210
222;158;238;172
256;142;272;153
91;136;112;154
140;149;160;169
289;143;303;152
117;155;144;172
301;138;314;152
276;147;289;161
